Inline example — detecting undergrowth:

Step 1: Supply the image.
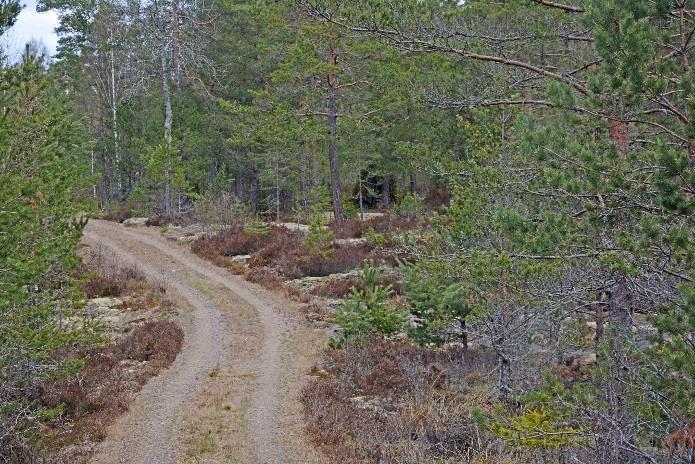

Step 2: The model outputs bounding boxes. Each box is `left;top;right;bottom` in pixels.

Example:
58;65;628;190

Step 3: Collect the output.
301;337;499;464
79;246;165;309
329;214;424;240
38;321;184;463
192;226;403;281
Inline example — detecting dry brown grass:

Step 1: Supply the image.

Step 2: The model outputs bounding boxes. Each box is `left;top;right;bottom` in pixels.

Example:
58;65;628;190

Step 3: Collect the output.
310;273;404;299
78;247;166;309
101;202;135;223
33;246;184;463
301;337;500;464
38;321;184;463
330;214;424;240
192;227;402;281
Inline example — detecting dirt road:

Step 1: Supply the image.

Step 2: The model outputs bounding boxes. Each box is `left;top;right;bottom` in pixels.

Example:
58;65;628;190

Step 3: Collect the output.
83;220;325;464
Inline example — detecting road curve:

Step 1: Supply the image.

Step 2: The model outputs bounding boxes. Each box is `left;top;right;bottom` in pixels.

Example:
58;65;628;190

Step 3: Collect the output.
83;219;324;464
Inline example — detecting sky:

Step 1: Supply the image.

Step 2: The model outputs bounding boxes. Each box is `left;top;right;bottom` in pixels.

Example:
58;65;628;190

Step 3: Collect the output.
1;0;59;62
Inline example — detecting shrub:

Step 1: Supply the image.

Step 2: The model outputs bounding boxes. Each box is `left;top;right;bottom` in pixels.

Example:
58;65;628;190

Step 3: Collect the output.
145;212;193;227
80;275;124;298
244;218;271;237
304;213;334;259
311;277;364;298
189;238;239;270
299;244;380;278
245;267;283;287
332;265;406;347
364;228;387;246
192;226;299;260
395;193;423;219
341;196;359;219
249;239;393;279
79;264;145;299
192;192;248;228
78;247;166;309
102;202;134;223
193;222;402;280
301;337;498;464
37;321;183;460
423;186;452;209
402;263;471;346
330;214;424;239
78;247;152;298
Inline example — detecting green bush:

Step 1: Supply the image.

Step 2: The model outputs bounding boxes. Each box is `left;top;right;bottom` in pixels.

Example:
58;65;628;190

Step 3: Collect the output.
304;213;334;258
332;264;406;347
396;193;423;219
244;218;271;236
364;228;387;246
342;195;359;219
402;262;471;346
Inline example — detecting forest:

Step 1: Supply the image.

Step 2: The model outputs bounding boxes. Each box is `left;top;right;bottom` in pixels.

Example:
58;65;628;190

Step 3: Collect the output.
1;0;694;463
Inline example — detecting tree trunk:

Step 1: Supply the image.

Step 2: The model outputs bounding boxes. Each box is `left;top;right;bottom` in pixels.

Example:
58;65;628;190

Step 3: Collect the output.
275;156;280;222
300;144;309;215
171;0;182;91
91;151;97;200
209;158;218;191
250;166;259;216
311;144;319;190
235;175;244;201
460;319;468;351
327;50;344;223
358;171;364;220
409;171;417;195
596;282;634;464
382;174;391;209
497;304;512;403
160;1;173;217
161;59;173;216
498;354;511;403
109;28;121;198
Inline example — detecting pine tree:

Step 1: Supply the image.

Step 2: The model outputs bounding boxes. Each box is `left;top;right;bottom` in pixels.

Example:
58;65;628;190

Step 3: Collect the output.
0;0;19;36
301;0;695;460
0;55;93;456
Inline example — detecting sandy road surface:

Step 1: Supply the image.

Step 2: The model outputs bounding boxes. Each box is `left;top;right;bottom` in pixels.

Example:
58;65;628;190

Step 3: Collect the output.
83;220;325;464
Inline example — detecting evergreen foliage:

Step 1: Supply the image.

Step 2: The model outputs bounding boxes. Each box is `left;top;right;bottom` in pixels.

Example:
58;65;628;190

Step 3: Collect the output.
332;264;406;347
0;56;93;455
1;0;693;461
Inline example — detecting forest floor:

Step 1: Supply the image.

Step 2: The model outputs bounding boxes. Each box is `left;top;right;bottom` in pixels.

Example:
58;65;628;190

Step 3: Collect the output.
82;219;326;464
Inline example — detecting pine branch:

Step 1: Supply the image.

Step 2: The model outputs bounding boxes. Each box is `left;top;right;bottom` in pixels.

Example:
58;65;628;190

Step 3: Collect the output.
531;0;585;13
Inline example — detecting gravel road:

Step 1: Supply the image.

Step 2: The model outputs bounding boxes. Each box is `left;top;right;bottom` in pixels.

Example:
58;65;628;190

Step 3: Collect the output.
84;220;325;464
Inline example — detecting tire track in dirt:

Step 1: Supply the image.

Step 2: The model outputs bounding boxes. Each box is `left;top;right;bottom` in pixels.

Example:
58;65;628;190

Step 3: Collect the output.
83;220;324;464
83;229;225;464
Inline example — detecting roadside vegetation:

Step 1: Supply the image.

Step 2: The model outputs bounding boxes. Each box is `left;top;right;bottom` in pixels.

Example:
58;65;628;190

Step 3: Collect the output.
302;338;497;464
2;0;694;462
0;44;183;459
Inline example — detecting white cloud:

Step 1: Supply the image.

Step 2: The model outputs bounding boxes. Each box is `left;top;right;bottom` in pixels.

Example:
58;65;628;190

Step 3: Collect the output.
1;0;59;62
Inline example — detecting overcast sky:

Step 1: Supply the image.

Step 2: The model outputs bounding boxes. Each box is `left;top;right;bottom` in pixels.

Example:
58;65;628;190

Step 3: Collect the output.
1;0;59;62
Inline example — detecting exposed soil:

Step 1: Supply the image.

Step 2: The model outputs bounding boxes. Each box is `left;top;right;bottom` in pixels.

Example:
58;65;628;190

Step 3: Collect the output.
83;220;325;464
